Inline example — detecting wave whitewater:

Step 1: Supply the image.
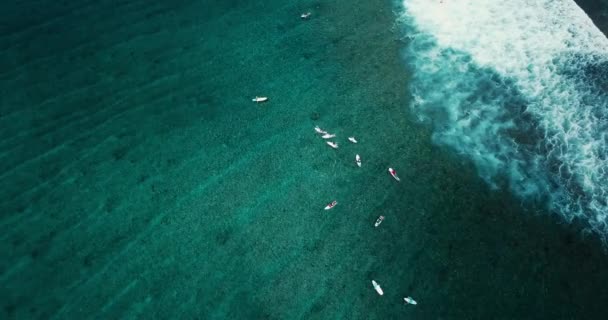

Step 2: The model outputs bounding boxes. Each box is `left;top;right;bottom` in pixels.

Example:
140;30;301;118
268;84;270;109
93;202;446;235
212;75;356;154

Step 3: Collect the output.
400;0;608;239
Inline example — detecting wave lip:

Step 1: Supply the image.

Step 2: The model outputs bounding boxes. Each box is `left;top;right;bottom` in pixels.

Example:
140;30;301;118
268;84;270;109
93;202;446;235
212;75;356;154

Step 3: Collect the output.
401;0;608;239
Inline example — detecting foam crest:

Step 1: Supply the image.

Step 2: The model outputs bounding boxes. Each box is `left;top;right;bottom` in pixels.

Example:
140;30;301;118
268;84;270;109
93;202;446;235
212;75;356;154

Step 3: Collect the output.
401;0;608;238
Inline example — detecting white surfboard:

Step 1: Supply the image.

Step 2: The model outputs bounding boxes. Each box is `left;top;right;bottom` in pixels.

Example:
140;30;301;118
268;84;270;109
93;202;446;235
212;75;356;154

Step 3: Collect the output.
388;168;400;181
374;215;384;227
324;200;337;210
372;280;384;295
326;141;338;149
314;126;328;135
252;96;268;103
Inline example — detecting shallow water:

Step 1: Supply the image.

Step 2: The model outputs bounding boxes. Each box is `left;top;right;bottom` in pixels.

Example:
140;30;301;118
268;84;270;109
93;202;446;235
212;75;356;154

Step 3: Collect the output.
1;0;608;319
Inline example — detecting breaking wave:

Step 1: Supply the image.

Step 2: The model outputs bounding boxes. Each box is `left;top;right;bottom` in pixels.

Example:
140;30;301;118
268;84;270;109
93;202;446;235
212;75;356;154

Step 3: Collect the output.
400;0;608;239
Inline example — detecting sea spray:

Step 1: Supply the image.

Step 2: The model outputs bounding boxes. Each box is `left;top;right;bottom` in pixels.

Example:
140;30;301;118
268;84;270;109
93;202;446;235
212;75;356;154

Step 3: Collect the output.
399;0;608;239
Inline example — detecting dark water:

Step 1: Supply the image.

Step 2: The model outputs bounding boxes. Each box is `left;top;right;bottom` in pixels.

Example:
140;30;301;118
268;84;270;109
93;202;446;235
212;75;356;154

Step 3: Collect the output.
1;0;608;319
576;0;608;34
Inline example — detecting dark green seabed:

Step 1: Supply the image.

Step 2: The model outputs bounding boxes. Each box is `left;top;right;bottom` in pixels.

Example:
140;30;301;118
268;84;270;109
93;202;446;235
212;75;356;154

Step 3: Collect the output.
1;0;608;319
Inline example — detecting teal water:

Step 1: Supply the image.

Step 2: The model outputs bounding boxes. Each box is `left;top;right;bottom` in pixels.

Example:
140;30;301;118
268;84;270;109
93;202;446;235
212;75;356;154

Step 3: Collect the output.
2;0;608;319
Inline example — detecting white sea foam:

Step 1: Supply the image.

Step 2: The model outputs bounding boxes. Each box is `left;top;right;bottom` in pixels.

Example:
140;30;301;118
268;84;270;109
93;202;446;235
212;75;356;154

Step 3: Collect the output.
400;0;608;238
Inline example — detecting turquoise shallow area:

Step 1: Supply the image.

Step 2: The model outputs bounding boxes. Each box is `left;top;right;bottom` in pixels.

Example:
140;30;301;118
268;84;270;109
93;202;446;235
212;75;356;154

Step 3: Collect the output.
2;0;608;319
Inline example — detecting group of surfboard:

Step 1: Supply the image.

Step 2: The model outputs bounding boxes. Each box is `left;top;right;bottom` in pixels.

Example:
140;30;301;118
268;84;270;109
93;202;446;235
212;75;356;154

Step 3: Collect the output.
313;125;416;306
251;10;417;306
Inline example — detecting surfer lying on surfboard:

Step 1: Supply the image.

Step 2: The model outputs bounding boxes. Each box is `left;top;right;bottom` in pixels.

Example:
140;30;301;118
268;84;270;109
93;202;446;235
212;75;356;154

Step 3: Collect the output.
326;141;338;149
314;126;328;135
321;133;336;139
374;215;384;227
388;168;400;181
324;200;338;210
372;280;384;295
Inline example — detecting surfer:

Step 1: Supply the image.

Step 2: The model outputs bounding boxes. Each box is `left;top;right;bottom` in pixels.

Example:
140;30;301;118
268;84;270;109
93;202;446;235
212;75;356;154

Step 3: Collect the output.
374;215;384;227
322;133;336;139
388;168;400;181
325;200;338;210
252;96;268;103
372;280;384;295
314;126;328;135
404;296;417;305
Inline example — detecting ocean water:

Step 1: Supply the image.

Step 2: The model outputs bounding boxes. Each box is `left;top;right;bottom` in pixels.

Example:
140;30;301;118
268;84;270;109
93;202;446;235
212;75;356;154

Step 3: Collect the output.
401;0;608;240
2;0;608;319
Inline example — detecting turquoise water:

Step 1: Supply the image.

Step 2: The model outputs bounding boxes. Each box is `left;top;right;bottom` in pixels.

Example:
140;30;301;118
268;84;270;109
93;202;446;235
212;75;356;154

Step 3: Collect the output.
1;0;608;319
